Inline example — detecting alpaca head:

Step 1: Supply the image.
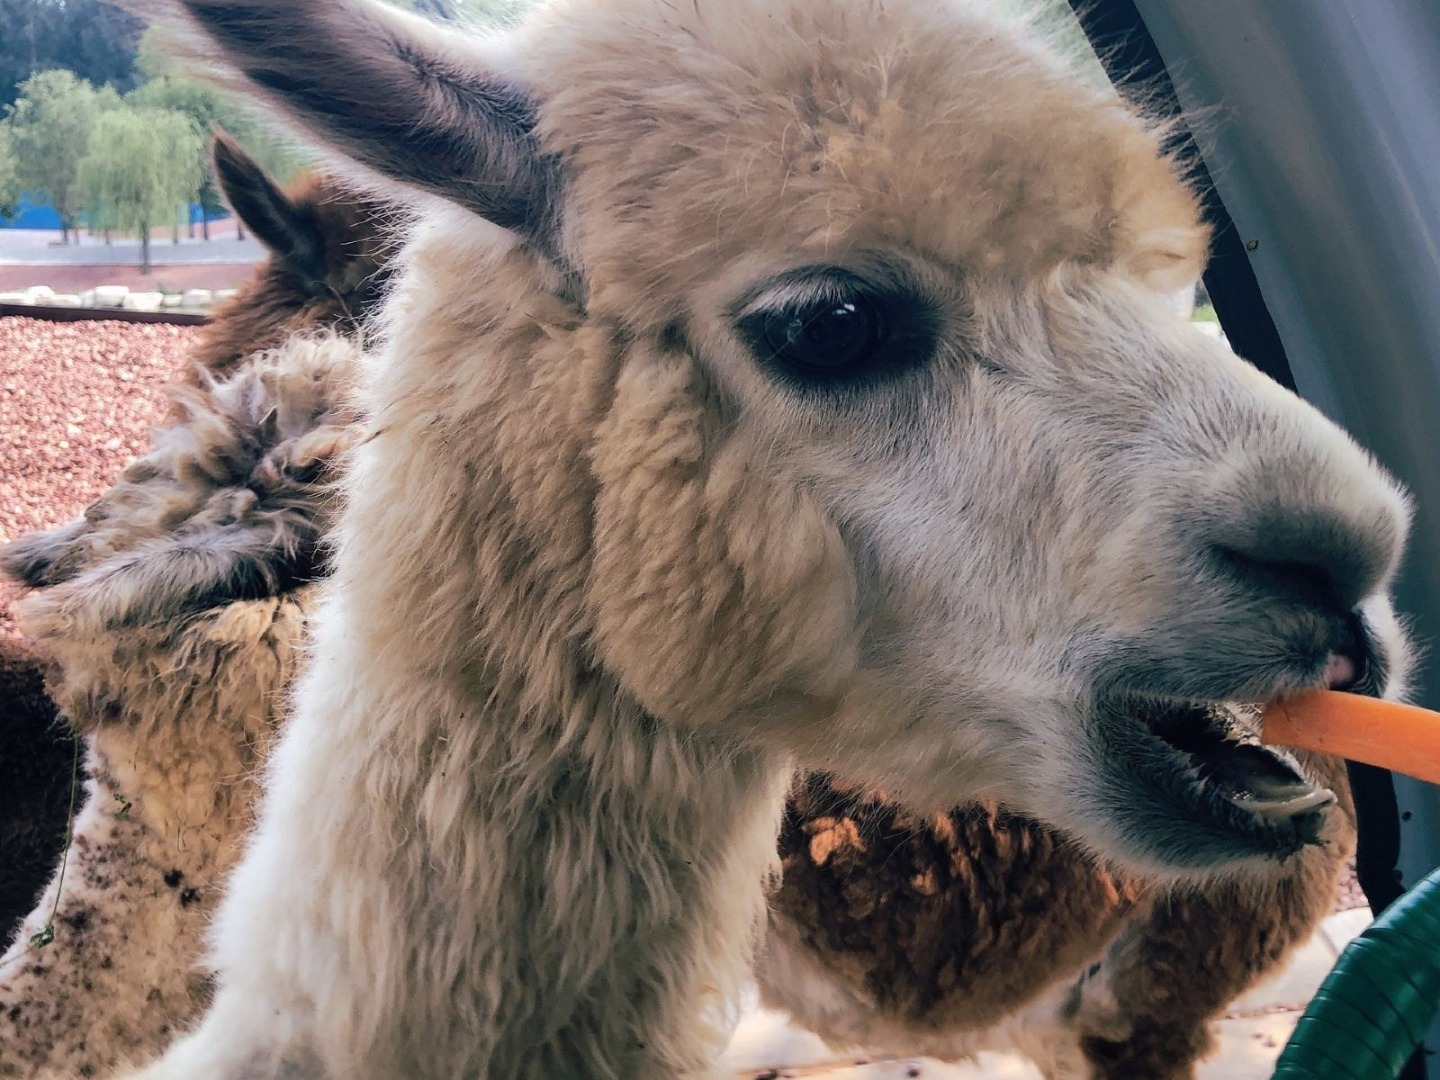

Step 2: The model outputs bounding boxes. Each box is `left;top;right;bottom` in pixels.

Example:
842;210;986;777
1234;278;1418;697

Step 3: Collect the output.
162;0;1411;877
192;128;396;377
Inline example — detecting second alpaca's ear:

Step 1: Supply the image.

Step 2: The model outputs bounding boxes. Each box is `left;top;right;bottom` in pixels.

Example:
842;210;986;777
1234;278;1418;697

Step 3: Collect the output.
210;128;328;285
161;0;560;260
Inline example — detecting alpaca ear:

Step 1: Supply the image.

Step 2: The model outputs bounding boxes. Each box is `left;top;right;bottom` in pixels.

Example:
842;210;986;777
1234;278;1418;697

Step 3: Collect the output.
210;128;329;285
170;0;558;257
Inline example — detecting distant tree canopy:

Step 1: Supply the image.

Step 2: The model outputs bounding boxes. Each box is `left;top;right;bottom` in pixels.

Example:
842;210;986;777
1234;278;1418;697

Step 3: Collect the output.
5;69;121;238
77;104;205;269
0;123;19;221
0;0;535;240
0;0;142;109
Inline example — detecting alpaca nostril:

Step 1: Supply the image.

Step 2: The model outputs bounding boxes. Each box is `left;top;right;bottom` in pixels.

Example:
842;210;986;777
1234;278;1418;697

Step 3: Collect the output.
1207;492;1403;618
1324;610;1371;691
1212;545;1340;611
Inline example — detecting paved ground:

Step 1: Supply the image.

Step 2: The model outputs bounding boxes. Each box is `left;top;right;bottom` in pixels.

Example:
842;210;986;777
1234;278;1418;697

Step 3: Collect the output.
722;907;1372;1079
0;228;266;294
0;228;266;265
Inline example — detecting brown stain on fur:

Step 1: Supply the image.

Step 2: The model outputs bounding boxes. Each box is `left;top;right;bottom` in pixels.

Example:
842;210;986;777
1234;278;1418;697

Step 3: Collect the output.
768;753;1354;1078
773;773;1145;1033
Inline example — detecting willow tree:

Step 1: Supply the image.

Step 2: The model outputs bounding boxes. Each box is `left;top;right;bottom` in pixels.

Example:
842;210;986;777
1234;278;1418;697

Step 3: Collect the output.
5;70;120;242
0;122;18;222
77;105;204;272
126;72;305;239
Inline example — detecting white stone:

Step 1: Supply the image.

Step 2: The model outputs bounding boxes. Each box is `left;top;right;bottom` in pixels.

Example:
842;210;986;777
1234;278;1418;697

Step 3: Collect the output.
93;285;130;307
0;291;34;305
122;291;165;312
48;294;83;307
181;288;214;308
161;294;184;308
24;285;55;300
213;288;238;302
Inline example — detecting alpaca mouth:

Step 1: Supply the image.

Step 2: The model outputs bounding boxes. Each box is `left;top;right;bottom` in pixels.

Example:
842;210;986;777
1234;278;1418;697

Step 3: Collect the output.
1090;623;1380;866
1142;702;1335;824
1091;692;1339;866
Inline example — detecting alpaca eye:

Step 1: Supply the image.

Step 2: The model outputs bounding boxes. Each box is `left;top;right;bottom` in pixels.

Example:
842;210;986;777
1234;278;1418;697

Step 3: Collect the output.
736;268;941;388
754;295;885;377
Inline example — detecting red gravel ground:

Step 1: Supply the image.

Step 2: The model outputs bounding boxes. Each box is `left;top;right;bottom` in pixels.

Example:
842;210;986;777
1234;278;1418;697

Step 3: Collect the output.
0;312;1372;915
0;316;200;639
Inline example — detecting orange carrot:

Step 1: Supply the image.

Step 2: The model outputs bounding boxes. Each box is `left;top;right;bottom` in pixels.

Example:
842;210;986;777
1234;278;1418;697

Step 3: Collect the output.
1262;690;1440;785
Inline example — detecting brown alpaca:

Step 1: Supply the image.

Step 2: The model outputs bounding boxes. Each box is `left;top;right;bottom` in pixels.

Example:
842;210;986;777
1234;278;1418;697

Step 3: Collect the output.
186;128;395;381
761;752;1354;1079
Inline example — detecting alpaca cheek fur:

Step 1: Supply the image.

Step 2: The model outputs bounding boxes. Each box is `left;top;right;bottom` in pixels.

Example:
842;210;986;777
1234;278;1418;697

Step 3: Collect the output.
588;341;861;732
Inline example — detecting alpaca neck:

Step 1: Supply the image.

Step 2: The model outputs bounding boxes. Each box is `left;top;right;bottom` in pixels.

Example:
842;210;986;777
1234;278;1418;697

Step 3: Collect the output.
451;683;790;1078
261;586;790;1078
262;251;794;1075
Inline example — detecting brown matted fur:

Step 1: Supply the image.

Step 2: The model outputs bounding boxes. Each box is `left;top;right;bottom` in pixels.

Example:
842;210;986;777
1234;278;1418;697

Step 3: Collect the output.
760;756;1354;1079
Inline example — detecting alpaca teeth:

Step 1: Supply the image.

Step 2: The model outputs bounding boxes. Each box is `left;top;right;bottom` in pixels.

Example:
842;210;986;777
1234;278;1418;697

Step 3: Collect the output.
1231;786;1336;821
1244;772;1315;802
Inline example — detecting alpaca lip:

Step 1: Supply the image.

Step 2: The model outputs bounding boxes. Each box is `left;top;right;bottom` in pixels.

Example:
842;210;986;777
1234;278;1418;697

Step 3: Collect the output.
1141;700;1334;824
1235;785;1335;821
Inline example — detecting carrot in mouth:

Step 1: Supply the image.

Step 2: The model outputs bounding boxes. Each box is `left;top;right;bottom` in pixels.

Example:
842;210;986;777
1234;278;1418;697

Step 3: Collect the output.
1262;690;1440;785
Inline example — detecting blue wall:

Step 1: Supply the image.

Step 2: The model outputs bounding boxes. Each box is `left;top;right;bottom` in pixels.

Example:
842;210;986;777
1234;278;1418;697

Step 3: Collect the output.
1;193;232;230
4;193;62;229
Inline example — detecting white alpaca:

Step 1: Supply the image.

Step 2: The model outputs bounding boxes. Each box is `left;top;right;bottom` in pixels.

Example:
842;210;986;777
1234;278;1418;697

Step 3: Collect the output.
121;0;1410;1076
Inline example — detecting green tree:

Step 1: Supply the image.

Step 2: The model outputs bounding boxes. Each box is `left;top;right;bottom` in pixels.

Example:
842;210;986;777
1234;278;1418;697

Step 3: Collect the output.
5;69;119;242
77;105;205;271
0;122;19;222
127;75;305;239
132;24;315;234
